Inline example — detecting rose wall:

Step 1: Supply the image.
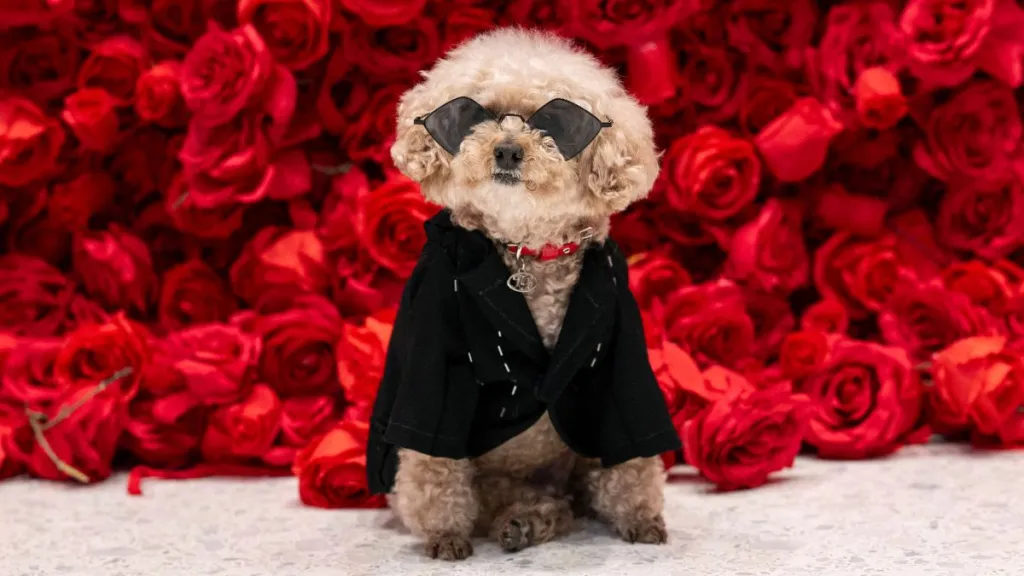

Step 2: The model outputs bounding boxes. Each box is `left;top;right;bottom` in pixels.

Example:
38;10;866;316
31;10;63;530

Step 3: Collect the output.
1;0;1024;505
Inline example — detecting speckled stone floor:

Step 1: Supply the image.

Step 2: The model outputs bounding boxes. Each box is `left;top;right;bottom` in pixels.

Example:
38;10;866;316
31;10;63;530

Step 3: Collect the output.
0;443;1020;576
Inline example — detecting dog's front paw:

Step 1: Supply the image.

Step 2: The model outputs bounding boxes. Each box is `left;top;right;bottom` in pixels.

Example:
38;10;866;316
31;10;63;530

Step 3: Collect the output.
617;514;667;545
498;518;533;552
424;534;474;561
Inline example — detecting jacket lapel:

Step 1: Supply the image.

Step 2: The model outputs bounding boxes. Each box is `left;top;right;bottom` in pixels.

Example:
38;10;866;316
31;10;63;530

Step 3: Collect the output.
457;252;549;364
537;246;618;403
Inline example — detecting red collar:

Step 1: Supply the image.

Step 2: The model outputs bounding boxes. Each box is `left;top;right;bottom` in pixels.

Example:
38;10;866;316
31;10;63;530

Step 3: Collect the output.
507;241;582;261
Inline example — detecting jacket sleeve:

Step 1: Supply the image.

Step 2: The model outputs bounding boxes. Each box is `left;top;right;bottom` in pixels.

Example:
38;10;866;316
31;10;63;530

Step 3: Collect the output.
374;238;479;461
598;241;682;467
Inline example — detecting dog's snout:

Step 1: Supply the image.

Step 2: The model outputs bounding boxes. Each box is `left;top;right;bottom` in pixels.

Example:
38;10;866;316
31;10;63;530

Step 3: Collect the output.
494;142;524;170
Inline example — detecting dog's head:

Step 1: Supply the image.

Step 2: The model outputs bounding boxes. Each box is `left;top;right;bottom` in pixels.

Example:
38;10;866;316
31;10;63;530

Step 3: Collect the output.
391;28;659;238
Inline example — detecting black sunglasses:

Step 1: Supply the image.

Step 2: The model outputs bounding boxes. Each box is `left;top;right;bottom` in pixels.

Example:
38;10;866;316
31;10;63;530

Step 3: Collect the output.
413;97;613;160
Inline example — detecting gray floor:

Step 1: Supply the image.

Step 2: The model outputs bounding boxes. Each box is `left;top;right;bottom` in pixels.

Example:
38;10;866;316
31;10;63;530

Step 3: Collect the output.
0;444;1021;576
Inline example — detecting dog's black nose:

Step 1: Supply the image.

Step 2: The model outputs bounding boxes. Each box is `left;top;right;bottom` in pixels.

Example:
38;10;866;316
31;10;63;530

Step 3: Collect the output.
494;142;524;170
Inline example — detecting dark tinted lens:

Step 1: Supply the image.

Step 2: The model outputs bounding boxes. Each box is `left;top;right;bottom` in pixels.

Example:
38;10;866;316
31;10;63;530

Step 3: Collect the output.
421;97;494;155
527;99;604;160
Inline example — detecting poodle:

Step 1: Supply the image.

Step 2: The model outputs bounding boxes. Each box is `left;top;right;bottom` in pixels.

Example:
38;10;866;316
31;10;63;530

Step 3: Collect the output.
383;27;669;560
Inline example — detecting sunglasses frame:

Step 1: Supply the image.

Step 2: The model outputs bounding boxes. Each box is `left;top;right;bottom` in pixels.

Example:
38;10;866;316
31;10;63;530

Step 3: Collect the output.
413;97;613;160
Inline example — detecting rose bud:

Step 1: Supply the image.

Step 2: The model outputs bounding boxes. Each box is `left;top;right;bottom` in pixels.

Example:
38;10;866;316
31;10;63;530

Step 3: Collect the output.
854;67;907;130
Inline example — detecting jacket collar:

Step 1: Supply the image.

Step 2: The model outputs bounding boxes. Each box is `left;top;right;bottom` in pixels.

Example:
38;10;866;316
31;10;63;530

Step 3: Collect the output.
427;211;619;388
537;246;618;402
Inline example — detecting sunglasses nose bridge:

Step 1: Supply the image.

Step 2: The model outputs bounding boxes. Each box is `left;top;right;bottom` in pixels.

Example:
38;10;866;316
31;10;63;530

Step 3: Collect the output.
497;114;526;130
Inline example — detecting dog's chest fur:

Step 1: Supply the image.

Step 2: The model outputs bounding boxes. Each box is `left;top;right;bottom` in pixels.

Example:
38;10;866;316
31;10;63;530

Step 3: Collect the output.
473;251;582;482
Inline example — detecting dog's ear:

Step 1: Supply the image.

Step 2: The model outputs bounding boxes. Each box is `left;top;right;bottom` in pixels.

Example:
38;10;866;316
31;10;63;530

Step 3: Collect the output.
582;93;660;213
391;83;448;201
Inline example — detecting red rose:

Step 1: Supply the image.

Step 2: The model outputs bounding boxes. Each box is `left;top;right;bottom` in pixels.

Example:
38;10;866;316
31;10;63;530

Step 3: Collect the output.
502;0;568;34
879;279;999;364
292;420;387;508
72;225;157;315
779;330;829;380
159;260;237;331
201;383;282;462
812;184;889;238
1003;293;1024;341
744;289;796;361
314;46;366;135
121;391;207;467
0;24;80;102
755;98;843;183
336;308;395;405
18;386;125;482
936;168;1024;260
357;174;435;278
180;24;275;125
0;255;76;337
800;299;849;335
53;315;149;402
280;395;338;447
61;88;119;153
724;199;808;294
439;5;496;51
135;61;189;128
683;387;810;491
136;338;187;397
662;126;761;221
853;68;907;130
333;254;394;318
733;73;798;138
675;40;742;123
958;339;1024;446
927;336;1001;436
627;251;692;310
649;340;707;423
900;0;1024;87
941;260;1016;315
68;0;121;43
693;364;756;406
0;96;64;187
813;232;910;318
318;166;370;253
257;296;344;397
662;280;756;369
180;94;309;209
238;0;331;70
7;187;73;265
800;338;923;459
77;36;148;105
48;171;116;232
163;171;247;240
0;332;15;367
1;338;62;406
145;0;207;58
342;83;405;164
727;0;816;69
913;80;1021;185
338;0;427;26
230;227;332;306
815;2;904;125
167;323;261;405
2;1;73;28
562;0;690;103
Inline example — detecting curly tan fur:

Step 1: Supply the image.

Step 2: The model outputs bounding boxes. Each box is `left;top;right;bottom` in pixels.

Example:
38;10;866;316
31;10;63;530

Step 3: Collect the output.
387;28;667;560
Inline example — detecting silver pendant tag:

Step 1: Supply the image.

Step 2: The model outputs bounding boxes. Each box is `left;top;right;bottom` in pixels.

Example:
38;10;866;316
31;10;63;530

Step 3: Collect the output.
507;271;537;293
507;244;537;293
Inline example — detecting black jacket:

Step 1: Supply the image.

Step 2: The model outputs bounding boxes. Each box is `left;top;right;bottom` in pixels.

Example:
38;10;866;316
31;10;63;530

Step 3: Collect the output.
366;210;681;494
